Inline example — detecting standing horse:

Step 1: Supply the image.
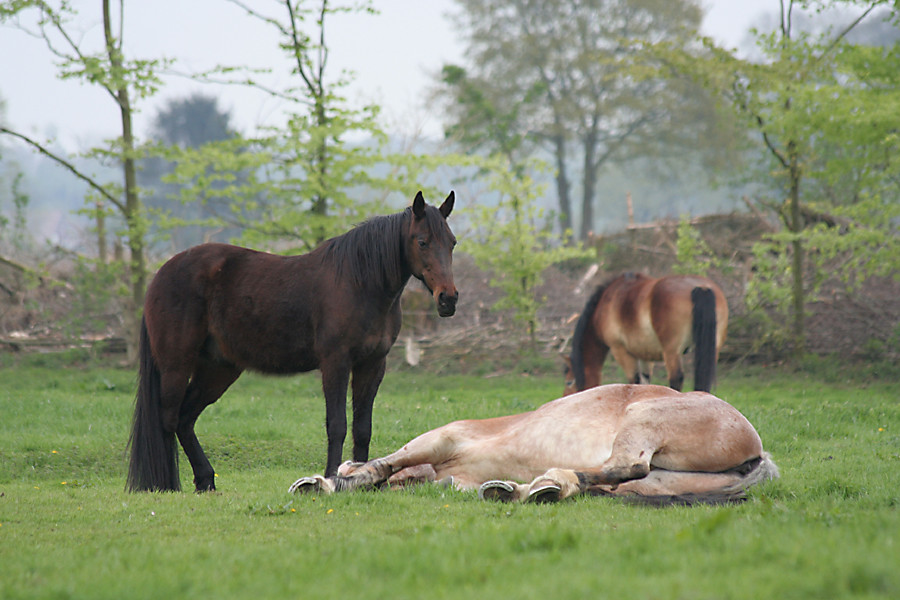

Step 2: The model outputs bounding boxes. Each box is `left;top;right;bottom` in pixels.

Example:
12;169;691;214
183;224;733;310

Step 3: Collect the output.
564;273;728;395
127;191;458;492
288;384;778;505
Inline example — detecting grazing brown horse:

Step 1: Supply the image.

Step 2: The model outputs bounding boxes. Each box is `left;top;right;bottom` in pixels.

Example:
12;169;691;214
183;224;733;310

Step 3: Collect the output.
564;273;728;395
127;191;458;492
288;384;778;504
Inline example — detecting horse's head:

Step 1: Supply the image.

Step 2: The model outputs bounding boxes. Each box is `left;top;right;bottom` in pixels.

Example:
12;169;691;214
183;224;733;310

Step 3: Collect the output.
562;355;578;396
407;190;458;317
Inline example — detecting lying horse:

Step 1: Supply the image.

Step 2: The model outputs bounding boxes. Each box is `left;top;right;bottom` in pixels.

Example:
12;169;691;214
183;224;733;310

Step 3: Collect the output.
564;273;728;395
289;384;778;504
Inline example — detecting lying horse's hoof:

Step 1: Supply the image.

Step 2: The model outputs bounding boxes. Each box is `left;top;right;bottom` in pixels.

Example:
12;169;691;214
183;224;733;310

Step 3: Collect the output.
478;480;517;502
337;461;365;476
288;475;333;495
527;481;561;504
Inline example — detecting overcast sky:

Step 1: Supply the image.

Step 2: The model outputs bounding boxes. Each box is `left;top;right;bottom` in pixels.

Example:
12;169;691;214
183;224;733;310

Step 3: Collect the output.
0;0;773;150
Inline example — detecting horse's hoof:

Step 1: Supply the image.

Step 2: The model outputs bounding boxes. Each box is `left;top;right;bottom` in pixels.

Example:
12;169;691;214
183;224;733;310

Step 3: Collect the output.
527;482;561;504
337;461;365;476
478;480;516;502
288;476;332;494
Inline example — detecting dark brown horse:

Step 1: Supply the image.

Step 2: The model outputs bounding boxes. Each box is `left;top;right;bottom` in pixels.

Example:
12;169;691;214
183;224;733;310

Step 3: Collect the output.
564;273;728;395
127;191;458;492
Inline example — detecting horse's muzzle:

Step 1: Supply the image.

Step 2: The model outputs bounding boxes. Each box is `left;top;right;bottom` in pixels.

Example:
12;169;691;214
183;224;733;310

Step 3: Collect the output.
437;290;458;317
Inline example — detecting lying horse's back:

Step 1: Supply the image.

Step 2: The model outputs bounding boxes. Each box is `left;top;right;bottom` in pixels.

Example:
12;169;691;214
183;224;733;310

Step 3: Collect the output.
462;385;761;480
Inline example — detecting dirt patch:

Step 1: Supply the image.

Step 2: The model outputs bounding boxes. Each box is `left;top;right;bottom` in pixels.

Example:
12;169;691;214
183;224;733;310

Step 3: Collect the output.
3;212;898;373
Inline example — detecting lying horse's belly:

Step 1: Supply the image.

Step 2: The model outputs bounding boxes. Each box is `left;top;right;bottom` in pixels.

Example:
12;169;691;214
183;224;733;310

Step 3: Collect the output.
444;409;616;483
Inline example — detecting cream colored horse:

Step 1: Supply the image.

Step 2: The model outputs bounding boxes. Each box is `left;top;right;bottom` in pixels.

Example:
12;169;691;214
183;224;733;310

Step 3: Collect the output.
289;384;778;504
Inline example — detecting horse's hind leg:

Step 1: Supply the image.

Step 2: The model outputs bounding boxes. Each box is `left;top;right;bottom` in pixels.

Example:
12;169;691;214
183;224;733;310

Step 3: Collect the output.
661;349;685;391
506;426;660;503
610;346;641;384
177;361;242;492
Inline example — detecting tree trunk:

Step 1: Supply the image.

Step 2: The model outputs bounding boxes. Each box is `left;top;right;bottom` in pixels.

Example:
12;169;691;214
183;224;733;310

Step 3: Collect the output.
551;132;573;238
104;0;145;364
788;149;805;358
579;130;598;241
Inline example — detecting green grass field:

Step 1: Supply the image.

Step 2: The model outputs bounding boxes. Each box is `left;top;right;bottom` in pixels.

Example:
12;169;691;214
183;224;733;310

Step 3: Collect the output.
1;359;898;599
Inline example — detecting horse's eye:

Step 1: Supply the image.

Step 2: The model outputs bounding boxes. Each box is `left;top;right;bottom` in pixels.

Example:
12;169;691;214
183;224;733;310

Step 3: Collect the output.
417;238;428;249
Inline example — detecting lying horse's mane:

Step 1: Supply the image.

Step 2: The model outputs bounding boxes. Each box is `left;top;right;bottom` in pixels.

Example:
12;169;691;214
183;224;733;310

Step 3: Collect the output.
571;275;620;390
320;207;416;289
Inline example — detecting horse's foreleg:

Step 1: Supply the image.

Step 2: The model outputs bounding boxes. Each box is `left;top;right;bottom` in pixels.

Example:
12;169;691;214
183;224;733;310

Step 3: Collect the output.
290;423;459;494
350;358;387;464
321;361;352;477
479;469;582;504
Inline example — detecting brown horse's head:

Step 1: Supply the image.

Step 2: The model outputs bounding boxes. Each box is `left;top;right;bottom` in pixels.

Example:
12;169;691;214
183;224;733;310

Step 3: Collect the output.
562;354;577;396
407;191;458;317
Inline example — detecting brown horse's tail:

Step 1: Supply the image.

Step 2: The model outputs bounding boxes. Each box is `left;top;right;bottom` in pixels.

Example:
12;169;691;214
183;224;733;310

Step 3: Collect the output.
126;317;180;492
691;287;718;393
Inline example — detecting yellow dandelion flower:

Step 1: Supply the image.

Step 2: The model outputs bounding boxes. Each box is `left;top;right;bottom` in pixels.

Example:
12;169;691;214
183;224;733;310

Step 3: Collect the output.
327;508;334;514
52;450;58;454
291;508;296;513
61;481;67;485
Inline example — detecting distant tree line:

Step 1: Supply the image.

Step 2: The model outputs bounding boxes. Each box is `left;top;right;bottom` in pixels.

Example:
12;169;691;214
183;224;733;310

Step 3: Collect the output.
0;0;898;361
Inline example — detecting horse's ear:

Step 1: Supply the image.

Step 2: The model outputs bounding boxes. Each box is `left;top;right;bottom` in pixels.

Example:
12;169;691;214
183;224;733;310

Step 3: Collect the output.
412;191;425;219
439;191;455;219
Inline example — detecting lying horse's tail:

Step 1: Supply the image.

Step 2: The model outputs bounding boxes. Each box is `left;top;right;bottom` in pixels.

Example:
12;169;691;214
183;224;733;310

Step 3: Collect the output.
691;286;718;392
126;317;180;492
603;452;780;507
720;452;781;496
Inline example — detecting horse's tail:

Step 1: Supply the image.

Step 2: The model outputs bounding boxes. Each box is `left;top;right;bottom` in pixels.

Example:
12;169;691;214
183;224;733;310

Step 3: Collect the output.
690;286;718;392
693;451;780;504
126;317;180;492
604;452;780;507
571;283;611;390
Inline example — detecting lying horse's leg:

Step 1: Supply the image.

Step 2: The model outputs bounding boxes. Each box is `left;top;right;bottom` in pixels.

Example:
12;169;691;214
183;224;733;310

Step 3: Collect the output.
479;468;583;503
289;424;458;494
481;417;662;503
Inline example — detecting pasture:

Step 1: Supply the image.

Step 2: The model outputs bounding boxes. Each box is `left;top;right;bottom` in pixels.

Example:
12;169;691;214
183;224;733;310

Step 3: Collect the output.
1;359;898;599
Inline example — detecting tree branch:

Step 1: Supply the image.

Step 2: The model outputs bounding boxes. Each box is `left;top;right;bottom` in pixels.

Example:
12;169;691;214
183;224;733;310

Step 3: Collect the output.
0;127;125;212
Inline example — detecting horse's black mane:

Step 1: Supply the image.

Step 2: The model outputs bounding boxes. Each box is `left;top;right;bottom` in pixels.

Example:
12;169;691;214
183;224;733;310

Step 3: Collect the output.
321;205;447;289
570;274;624;390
